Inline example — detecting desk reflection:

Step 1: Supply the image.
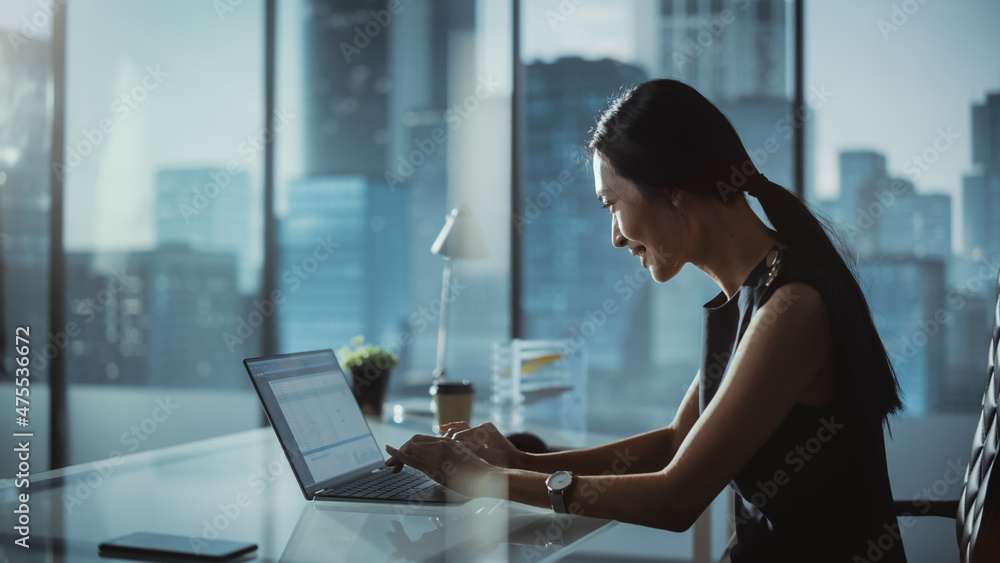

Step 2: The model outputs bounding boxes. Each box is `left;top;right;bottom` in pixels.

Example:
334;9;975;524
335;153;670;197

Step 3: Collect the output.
278;498;612;563
0;427;616;562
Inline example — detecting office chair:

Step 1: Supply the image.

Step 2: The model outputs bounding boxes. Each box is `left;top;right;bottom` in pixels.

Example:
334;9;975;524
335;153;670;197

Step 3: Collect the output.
891;268;1000;562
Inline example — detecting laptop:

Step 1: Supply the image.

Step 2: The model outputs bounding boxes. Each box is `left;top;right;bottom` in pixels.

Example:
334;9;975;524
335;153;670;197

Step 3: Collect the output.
243;349;467;505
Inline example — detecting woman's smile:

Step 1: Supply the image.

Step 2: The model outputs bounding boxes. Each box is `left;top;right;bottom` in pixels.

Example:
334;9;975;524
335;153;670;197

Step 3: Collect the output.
630;245;647;268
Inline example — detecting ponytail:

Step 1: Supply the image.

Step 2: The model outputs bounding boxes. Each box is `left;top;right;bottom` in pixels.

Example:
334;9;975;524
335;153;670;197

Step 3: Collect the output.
589;79;903;425
749;177;904;423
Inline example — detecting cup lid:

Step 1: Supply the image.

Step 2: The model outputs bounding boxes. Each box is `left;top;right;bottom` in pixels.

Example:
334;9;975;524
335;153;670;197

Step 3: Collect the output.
430;380;474;395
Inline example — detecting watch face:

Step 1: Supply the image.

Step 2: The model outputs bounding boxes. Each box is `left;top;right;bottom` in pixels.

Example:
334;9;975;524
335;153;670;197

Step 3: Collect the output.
547;471;573;491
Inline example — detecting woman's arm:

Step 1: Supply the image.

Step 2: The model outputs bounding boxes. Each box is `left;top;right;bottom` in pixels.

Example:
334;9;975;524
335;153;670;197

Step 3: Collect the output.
388;283;833;532
501;282;834;531
425;373;701;476
511;373;702;475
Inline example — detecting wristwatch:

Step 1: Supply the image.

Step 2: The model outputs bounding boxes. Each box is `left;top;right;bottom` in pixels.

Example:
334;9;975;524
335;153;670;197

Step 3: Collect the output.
545;470;574;514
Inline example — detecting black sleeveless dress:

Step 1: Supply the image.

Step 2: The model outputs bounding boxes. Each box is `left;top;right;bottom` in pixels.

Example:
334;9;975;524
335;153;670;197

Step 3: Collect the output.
699;245;908;563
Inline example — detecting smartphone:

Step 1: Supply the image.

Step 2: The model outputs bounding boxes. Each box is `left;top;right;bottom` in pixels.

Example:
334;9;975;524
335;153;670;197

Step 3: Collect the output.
98;532;257;560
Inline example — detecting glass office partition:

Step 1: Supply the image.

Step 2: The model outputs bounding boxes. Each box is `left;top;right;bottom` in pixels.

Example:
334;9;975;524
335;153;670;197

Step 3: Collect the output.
61;0;266;465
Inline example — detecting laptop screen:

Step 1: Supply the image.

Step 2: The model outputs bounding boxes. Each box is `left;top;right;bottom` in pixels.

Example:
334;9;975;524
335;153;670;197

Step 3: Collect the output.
244;350;384;496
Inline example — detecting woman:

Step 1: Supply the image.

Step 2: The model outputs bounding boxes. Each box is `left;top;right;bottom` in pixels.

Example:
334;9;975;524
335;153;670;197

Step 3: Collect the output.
386;79;907;562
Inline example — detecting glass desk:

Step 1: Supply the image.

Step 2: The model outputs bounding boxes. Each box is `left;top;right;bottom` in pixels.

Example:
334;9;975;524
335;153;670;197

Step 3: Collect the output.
0;416;616;562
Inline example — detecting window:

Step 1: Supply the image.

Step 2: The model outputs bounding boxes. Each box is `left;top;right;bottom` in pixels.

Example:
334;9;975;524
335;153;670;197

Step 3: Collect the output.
807;0;1000;415
60;0;265;464
10;1;989;507
275;0;513;406
520;0;793;437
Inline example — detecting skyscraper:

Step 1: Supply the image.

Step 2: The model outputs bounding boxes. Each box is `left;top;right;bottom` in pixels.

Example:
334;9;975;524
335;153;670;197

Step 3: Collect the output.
942;292;992;412
649;0;786;102
522;57;648;366
155;167;254;293
65;247;242;388
64;252;149;386
876;193;951;260
859;258;945;415
147;246;243;387
836;150;888;255
963;92;1000;267
301;0;392;177
836;150;952;262
972;92;1000;170
278;175;409;356
838;151;888;216
947;90;1000;410
638;0;796;192
837;149;955;414
521;57;677;432
293;0;492;381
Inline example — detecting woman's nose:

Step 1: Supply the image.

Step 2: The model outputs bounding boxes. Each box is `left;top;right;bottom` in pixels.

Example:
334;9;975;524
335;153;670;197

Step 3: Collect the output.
612;216;627;248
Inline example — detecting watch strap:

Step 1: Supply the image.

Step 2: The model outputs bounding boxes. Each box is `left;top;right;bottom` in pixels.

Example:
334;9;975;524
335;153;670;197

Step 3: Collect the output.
546;471;574;514
550;488;568;513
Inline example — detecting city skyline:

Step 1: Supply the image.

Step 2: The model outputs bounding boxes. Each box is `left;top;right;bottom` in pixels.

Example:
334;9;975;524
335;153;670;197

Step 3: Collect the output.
3;1;998;416
2;0;998;253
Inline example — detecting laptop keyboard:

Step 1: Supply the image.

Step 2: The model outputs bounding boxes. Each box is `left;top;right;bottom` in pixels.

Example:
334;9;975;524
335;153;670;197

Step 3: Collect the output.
319;467;437;500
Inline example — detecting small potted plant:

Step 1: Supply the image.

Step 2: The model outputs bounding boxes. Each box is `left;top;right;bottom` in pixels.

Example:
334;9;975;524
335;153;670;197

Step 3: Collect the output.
336;335;399;416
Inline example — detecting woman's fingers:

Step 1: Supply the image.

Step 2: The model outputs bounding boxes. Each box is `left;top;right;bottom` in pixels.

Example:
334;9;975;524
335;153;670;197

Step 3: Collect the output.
437;421;471;437
386;444;427;472
384;438;507;498
384;445;405;472
386;438;484;471
453;422;501;446
448;422;525;468
385;435;437;472
402;433;442;443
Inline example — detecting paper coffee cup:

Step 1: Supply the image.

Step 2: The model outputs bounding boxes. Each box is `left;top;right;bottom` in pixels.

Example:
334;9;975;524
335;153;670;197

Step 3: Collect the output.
430;380;474;428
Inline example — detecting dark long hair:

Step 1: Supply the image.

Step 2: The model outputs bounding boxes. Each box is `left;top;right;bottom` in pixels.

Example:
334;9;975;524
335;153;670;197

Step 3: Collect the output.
588;78;903;426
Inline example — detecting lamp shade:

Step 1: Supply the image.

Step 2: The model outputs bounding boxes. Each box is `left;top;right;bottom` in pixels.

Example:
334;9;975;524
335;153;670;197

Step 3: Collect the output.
430;206;488;259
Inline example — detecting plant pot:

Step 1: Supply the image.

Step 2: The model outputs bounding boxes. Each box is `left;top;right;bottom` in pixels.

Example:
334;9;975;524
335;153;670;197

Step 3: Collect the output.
349;364;391;416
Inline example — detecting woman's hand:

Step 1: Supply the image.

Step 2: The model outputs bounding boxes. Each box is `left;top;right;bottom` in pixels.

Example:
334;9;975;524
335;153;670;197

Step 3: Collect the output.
385;434;508;498
438;422;529;470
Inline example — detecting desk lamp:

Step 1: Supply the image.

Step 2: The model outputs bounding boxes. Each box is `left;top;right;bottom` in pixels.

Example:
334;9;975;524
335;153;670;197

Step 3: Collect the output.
430;206;487;382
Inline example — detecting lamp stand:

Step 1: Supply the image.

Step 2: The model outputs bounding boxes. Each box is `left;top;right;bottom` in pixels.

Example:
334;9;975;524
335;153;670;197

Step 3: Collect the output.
433;258;453;382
